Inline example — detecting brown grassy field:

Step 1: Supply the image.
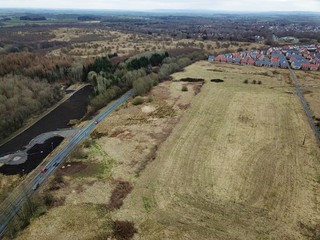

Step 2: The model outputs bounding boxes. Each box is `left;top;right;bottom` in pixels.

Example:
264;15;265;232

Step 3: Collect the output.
303;88;320;118
47;28;266;58
113;62;320;239
15;77;202;239
15;62;320;240
294;70;320;88
298;70;320;132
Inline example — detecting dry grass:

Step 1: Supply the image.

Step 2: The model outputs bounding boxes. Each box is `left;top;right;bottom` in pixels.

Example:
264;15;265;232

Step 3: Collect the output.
47;27;266;58
16;204;113;240
113;61;320;239
302;89;320;118
294;70;320;88
297;70;320;132
16;61;320;240
16;77;199;239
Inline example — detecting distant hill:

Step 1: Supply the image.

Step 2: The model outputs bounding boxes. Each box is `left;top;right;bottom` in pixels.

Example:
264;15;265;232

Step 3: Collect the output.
20;16;46;21
78;16;101;21
0;18;11;22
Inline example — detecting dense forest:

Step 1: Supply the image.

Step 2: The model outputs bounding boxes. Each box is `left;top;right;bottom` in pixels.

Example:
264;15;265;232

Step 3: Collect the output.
0;52;83;83
0;75;60;141
0;52;85;142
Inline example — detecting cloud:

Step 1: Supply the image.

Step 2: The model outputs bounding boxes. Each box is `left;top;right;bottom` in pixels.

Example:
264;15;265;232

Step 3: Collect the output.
0;0;319;12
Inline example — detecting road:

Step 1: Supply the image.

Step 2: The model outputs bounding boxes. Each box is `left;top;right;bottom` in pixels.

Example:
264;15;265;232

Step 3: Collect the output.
0;90;134;236
287;63;320;145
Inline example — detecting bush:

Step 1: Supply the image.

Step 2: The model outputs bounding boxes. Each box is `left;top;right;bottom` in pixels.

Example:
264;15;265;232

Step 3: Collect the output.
146;95;153;103
258;81;262;85
181;86;188;91
43;193;53;206
132;97;144;105
243;79;248;84
252;80;256;84
70;146;87;159
83;138;92;148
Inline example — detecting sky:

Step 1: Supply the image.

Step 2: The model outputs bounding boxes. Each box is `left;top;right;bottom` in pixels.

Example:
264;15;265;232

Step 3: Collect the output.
0;0;319;12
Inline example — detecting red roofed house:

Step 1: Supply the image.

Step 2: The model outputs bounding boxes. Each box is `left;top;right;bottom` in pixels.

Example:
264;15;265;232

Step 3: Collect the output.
241;58;248;65
290;57;297;62
221;57;227;63
310;64;319;71
271;58;280;62
301;63;311;70
215;55;222;62
247;59;255;65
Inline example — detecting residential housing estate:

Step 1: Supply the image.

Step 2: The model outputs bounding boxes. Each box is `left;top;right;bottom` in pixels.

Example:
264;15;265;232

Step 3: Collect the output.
208;44;320;71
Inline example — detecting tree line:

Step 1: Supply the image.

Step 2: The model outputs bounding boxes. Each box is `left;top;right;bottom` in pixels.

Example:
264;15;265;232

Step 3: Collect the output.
83;50;206;113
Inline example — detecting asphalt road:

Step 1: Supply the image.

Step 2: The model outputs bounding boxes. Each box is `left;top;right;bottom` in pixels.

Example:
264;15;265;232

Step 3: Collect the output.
0;90;134;236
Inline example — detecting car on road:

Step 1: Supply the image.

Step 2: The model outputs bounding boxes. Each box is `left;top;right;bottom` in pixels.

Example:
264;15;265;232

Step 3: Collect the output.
32;183;39;191
41;167;47;173
94;120;99;125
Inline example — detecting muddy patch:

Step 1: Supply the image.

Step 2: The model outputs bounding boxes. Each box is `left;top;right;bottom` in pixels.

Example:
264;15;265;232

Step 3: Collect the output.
207;69;223;72
113;220;137;240
110;128;135;140
110;128;126;138
211;79;224;83
107;180;133;210
55;161;97;176
193;82;205;95
178;104;191;110
180;77;204;82
302;90;313;95
238;114;253;124
134;145;158;175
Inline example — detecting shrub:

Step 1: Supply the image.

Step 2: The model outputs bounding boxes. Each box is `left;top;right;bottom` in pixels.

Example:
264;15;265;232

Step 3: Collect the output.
181;86;188;91
43;193;53;206
252;80;256;84
53;175;64;184
132;97;144;105
146;95;153;103
70;146;87;159
243;79;248;84
83;138;92;148
258;80;262;85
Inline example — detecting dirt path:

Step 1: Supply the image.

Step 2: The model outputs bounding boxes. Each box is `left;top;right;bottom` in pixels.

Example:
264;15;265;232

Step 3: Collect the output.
115;62;320;239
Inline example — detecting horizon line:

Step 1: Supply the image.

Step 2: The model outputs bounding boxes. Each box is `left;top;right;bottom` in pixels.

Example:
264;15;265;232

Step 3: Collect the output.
0;8;320;14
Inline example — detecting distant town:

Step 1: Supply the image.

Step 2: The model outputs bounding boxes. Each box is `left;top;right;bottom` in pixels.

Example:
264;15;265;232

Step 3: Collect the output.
209;44;320;71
